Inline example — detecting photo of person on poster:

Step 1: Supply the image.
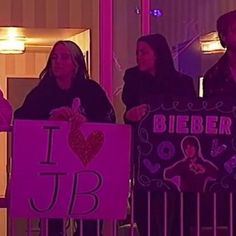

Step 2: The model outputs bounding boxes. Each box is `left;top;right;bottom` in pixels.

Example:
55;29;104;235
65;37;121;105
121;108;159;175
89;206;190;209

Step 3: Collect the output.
164;136;218;192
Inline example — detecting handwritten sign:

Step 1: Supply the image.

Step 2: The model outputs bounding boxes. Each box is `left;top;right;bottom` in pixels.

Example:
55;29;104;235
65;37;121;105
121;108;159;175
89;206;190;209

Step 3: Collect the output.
10;120;131;219
135;100;236;192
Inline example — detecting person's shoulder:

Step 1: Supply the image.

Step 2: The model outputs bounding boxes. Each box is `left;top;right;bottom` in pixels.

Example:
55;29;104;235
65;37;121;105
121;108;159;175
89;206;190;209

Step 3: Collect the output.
173;72;196;97
82;78;100;86
79;78;104;92
21;81;48;101
123;66;140;82
125;66;139;75
28;83;44;95
204;63;218;78
204;54;226;80
125;66;139;74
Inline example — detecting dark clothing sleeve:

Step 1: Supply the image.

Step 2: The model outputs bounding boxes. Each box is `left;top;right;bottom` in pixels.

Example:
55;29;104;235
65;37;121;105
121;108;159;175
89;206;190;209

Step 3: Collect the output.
203;54;236;102
80;80;116;123
121;69;142;125
179;75;196;99
14;87;50;120
203;72;210;98
203;69;216;99
122;69;141;111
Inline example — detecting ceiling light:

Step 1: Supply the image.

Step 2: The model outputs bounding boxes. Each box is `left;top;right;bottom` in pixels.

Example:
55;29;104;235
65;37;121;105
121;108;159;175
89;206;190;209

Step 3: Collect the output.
0;37;25;54
200;32;225;54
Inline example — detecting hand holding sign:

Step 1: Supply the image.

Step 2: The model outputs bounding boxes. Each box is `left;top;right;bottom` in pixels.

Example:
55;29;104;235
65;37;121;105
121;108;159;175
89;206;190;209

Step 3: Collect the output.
49;97;86;122
189;161;206;174
49;106;75;121
125;104;149;122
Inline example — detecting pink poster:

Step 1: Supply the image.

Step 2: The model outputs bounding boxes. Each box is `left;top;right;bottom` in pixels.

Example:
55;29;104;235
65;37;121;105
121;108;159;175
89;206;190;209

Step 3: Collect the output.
10;120;131;219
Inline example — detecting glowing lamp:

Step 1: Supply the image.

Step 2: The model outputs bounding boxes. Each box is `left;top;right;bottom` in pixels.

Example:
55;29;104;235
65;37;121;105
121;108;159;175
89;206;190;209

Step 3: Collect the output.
0;37;25;54
200;32;225;54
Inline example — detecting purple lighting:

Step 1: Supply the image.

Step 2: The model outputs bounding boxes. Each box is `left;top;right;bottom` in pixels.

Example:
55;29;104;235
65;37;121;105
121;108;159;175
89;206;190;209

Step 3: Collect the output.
135;6;141;14
135;7;163;17
150;9;162;17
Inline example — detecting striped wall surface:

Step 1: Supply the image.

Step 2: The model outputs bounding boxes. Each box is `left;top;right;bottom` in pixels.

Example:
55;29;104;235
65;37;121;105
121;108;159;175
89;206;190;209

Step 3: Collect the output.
0;0;99;84
0;0;97;29
150;0;236;47
112;0;141;123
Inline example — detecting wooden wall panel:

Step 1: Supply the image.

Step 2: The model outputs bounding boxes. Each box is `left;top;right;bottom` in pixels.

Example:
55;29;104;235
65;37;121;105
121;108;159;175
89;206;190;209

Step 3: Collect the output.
0;1;11;25
22;0;35;27
46;0;58;27
0;0;98;28
151;0;236;47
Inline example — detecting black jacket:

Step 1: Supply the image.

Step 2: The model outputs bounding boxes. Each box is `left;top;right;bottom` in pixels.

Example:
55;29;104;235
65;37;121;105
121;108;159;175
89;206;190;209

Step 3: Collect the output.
203;53;236;102
122;66;196;112
14;77;116;123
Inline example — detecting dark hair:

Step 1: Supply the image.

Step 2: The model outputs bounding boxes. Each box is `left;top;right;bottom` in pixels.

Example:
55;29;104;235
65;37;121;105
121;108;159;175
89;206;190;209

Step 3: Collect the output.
217;10;236;47
137;33;176;77
182;136;199;153
39;40;89;84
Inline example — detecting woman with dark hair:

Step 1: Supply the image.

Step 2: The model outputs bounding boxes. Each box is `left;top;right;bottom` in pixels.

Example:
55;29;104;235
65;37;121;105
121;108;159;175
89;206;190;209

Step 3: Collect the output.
15;40;115;123
14;40;116;236
122;34;195;122
122;34;196;236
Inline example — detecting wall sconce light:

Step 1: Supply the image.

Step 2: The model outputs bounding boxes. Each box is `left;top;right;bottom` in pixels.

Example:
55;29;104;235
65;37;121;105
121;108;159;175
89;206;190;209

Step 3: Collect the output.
200;32;225;54
0;37;25;54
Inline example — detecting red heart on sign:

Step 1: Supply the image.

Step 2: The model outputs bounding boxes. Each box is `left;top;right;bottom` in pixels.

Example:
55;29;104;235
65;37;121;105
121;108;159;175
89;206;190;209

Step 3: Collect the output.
68;121;104;166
